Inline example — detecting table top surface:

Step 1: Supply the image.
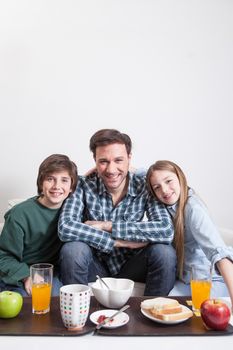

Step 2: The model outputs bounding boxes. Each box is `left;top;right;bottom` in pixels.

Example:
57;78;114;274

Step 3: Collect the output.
1;296;233;350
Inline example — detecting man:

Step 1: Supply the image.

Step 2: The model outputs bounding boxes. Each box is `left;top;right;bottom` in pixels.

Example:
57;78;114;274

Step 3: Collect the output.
0;154;78;296
58;129;176;295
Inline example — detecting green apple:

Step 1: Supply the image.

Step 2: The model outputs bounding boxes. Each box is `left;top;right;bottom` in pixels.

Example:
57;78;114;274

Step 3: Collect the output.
0;291;23;318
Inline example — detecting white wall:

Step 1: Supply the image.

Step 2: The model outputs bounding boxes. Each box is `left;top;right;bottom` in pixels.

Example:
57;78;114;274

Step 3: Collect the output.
0;0;232;230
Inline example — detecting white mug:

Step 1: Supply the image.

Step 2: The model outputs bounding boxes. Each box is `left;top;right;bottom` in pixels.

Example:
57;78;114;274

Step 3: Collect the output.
60;284;91;330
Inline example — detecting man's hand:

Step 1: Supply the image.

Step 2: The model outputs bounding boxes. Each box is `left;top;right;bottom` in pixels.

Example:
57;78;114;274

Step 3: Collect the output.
85;220;112;232
23;276;32;295
114;240;148;249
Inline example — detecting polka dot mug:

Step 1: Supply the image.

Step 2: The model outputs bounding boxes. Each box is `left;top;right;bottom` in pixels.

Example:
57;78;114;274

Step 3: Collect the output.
60;284;91;330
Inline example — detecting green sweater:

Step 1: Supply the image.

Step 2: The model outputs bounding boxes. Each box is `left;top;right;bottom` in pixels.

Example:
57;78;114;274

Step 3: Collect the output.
0;197;63;287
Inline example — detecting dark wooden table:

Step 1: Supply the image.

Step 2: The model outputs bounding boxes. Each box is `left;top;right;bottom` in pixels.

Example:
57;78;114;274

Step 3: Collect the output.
0;296;232;337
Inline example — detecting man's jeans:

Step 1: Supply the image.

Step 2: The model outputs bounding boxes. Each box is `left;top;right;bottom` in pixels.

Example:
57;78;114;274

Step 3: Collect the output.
60;241;177;296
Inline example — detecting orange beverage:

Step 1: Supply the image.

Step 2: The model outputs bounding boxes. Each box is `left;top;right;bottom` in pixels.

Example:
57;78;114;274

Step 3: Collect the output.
32;283;52;314
30;263;53;314
190;279;211;312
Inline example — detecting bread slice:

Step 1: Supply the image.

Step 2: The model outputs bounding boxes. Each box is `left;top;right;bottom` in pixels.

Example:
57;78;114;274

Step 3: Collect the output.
141;297;180;312
151;304;183;315
151;305;193;321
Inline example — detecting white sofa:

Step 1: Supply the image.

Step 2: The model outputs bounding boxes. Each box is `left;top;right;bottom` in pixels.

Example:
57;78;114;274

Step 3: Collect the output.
1;200;233;297
0;199;24;233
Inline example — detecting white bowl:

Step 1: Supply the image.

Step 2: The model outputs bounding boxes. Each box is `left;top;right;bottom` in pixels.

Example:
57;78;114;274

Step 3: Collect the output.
91;277;134;308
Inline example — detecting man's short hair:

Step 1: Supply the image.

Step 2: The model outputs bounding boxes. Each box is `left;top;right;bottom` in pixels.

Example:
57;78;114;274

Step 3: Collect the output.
89;129;132;158
37;154;78;195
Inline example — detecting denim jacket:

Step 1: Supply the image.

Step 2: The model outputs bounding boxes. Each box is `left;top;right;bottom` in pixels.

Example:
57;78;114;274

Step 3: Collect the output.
167;189;233;284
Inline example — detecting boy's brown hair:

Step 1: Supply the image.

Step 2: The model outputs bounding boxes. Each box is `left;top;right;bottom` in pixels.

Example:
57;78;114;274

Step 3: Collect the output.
37;154;78;195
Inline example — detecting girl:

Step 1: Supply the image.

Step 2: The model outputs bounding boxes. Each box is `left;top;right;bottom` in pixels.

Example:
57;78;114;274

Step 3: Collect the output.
146;160;233;307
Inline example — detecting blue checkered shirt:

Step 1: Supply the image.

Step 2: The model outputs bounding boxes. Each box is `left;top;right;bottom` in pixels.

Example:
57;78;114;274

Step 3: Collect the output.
58;172;174;275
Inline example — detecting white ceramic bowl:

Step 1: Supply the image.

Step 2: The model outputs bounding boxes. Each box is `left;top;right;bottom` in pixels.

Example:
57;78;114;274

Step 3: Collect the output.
91;277;134;308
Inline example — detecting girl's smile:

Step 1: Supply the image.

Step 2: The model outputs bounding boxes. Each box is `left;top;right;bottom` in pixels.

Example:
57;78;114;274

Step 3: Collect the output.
150;170;181;205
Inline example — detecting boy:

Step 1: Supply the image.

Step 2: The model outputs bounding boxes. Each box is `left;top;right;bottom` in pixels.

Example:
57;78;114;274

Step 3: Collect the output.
0;154;77;296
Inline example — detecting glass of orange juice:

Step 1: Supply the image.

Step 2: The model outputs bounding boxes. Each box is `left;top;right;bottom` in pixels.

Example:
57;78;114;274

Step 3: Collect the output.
190;265;212;315
30;263;53;314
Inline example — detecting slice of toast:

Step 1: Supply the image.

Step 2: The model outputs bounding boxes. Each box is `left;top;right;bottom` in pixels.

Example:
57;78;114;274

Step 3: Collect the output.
151;305;193;321
151;304;183;315
141;297;179;310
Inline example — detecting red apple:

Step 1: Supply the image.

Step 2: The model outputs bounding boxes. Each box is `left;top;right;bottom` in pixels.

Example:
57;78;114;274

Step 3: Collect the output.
200;299;231;331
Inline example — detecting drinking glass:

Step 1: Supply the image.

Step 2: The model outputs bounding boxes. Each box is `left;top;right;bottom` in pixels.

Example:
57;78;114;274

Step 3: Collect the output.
190;265;212;314
30;263;53;314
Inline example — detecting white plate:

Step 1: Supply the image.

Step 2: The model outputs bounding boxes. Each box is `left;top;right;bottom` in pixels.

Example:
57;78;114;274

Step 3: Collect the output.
141;305;193;325
90;309;129;329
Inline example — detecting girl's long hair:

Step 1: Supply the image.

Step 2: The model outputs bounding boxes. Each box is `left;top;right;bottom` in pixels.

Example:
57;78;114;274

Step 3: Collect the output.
146;160;189;279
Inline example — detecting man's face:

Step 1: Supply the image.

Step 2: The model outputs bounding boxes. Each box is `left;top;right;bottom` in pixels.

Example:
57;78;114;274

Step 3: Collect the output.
95;143;131;194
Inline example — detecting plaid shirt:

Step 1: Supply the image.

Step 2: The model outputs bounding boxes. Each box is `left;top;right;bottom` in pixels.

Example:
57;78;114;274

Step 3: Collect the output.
58;172;174;275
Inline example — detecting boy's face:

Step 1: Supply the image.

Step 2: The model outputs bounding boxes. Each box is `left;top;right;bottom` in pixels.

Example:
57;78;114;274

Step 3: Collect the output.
39;170;72;209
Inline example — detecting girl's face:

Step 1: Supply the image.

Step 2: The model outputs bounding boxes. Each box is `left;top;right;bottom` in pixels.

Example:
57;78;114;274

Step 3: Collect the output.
150;169;181;205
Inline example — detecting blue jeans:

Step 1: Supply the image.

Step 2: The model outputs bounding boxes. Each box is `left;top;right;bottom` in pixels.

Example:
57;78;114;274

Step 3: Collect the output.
59;241;177;296
0;281;28;296
0;274;62;297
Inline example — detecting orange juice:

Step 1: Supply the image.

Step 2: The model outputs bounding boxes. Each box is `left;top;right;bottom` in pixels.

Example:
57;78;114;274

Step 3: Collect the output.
32;283;52;314
191;279;211;311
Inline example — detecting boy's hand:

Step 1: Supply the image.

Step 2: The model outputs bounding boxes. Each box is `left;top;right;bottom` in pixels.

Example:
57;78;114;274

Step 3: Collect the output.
84;167;97;176
23;276;32;295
